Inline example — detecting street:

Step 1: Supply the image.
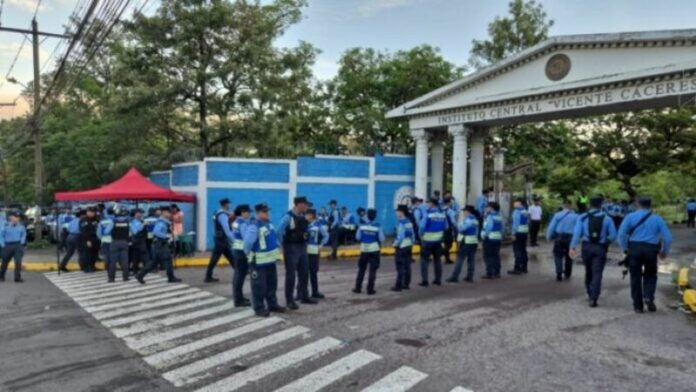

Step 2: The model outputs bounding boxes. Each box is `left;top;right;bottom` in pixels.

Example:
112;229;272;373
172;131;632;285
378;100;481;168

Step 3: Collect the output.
1;230;695;392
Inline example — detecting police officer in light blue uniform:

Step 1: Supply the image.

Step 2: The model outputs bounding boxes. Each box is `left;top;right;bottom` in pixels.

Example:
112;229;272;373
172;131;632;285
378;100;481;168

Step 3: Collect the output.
546;200;578;281
476;189;490;217
353;209;384;295
136;207;181;284
206;198;235;283
231;204;252;307
392;205;414;291
448;205;479;283
441;197;458;265
509;198;530;275
328;200;341;259
58;207;73;252
686;198;696;228
617;196;673;313
481;202;504;279
59;209;84;272
305;208;329;298
129;208;149;274
419;197;447;286
0;211;26;282
97;208;115;274
570;196;617;308
244;203;285;317
108;206;131;282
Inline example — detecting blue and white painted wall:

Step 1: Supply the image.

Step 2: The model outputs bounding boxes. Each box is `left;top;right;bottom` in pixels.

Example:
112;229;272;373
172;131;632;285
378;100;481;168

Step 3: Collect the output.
151;154;416;251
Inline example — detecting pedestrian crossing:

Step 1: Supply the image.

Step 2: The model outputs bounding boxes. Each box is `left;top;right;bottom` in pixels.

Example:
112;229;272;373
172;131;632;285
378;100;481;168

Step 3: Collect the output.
44;271;474;391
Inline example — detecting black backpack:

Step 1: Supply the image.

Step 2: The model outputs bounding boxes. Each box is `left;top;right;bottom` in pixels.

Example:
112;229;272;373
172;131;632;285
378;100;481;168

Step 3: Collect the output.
587;212;604;244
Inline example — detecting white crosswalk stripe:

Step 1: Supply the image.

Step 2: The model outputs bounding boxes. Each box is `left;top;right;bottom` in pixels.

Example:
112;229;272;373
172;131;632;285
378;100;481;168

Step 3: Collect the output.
192;335;341;391
112;301;240;338
275;350;381;392
83;287;200;313
125;310;256;353
44;272;456;391
144;316;285;369
362;366;428;392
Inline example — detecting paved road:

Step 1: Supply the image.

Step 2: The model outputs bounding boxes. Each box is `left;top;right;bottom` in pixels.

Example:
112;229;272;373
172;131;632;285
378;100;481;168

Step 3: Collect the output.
1;230;695;392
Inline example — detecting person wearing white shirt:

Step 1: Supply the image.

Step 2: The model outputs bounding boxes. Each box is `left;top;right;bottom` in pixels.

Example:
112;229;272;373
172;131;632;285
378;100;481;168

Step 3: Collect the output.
528;198;543;246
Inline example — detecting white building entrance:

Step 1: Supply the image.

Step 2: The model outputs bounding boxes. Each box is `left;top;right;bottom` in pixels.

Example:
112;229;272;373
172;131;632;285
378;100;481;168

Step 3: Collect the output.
387;29;696;204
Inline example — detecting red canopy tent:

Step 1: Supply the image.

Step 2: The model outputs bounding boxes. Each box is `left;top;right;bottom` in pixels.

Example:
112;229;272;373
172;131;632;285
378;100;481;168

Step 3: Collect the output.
54;167;195;202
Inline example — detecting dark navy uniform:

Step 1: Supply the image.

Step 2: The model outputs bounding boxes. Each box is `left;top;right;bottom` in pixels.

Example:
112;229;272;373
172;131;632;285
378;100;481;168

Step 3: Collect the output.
108;214;131;282
278;205;311;307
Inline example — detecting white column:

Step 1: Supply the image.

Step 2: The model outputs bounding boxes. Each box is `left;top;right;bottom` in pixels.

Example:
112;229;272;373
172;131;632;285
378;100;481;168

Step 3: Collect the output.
430;134;445;196
411;129;429;199
448;125;469;207
468;129;486;204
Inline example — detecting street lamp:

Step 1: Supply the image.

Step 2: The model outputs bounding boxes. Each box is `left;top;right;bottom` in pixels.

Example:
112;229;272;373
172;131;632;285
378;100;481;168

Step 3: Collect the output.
6;77;27;88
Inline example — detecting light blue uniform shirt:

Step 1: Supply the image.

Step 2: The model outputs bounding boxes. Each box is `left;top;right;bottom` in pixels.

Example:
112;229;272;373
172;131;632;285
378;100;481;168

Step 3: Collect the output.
355;220;385;242
215;211;234;241
152;218;171;240
687;201;696;212
0;222;26;247
476;195;488;215
329;209;341;229
482;212;504;240
511;208;528;234
393;217;415;247
617;209;672;254
130;218;145;236
244;220;279;256
67;218;81;234
546;209;578;240
570;209;617;248
97;218;114;240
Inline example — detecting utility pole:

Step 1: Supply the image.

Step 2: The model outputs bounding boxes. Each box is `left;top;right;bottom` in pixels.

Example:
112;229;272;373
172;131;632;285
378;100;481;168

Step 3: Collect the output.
0;22;70;241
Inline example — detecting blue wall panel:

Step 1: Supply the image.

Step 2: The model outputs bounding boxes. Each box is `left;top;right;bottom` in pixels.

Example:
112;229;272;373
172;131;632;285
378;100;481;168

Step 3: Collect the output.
207;161;289;183
375;155;414;176
296;183;368;216
297;157;369;178
172;165;198;186
150;172;170;189
375;181;415;235
206;187;289;250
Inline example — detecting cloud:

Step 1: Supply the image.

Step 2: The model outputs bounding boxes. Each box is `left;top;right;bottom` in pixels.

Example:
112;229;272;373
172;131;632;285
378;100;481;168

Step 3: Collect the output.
7;0;51;13
356;0;422;17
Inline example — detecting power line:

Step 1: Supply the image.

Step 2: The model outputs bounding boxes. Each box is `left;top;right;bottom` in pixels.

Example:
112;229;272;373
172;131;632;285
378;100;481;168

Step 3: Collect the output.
4;34;29;79
32;0;43;20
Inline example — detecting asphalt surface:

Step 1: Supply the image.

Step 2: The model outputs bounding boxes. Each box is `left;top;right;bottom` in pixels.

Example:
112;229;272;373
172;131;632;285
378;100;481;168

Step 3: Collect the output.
1;228;695;392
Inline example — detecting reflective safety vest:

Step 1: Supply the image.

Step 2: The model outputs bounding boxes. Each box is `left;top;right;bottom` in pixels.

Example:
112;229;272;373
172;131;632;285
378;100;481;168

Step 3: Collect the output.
396;218;414;248
98;218;113;243
457;217;479;245
231;217;245;250
485;214;503;241
516;208;529;234
307;221;323;255
421;209;446;243
359;222;381;253
251;221;280;267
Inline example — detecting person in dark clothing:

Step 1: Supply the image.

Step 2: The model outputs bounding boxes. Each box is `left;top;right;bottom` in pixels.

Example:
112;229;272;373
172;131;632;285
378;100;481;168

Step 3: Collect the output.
79;207;100;272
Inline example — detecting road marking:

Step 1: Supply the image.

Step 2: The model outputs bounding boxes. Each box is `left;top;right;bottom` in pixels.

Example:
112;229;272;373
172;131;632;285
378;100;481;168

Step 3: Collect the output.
144;317;285;369
71;280;170;302
362;366;428;392
47;273;107;284
166;326;311;387
49;276;120;289
93;291;212;320
112;301;240;338
193;337;343;392
275;349;380;392
450;387;474;392
101;297;226;328
54;278;155;293
78;284;189;306
125;310;256;353
83;287;200;313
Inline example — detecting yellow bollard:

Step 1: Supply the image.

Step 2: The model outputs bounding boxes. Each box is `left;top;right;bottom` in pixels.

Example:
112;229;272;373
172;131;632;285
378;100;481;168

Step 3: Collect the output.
683;289;696;312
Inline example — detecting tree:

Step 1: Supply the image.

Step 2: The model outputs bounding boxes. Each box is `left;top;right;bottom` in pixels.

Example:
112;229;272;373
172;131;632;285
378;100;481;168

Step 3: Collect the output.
332;45;463;154
470;0;553;68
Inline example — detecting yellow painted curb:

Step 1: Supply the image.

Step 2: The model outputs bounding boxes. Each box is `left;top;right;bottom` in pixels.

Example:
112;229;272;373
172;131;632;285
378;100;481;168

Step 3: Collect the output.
17;243;464;272
684;289;696;312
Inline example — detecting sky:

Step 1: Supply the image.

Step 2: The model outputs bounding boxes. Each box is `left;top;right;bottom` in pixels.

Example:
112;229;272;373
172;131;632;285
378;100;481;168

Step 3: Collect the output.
2;0;696;119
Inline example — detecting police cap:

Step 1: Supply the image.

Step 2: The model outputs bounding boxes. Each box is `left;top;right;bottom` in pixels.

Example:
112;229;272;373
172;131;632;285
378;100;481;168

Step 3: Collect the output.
219;198;231;206
255;203;270;212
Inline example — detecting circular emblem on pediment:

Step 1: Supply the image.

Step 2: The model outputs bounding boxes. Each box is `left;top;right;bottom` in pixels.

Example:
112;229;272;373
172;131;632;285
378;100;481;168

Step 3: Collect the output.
545;53;571;81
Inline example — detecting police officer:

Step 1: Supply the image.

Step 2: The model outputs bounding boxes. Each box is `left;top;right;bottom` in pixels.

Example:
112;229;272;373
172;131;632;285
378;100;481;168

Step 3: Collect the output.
545;200;578;281
130;208;149;274
570;196;617;308
441;197;457;265
481;202;504;279
97;207;114;273
80;207;100;272
231;204;252;307
448;205;479;283
509;198;530;275
419;197;447;286
144;208;159;258
340;207;357;245
617;196;673;313
243;203;286;317
476;189;490;217
206;198;235;283
136;206;182;284
328;200;341;260
108;206;131;282
0;211;26;282
278;196;313;309
353;208;384;295
686;198;696;228
392;205;414;291
305;208;329;299
59;209;83;272
58;207;73;252
409;197;423;244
